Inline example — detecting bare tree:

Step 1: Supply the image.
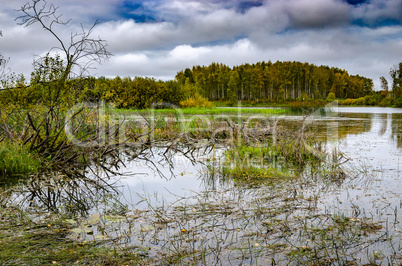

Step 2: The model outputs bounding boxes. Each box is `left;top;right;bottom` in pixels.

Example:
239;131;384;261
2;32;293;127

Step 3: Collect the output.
0;30;11;85
16;0;112;81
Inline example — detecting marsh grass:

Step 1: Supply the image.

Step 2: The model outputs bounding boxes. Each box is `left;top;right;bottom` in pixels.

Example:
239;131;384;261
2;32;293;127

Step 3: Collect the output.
0;141;40;177
59;169;400;265
221;164;293;183
0;205;144;265
214;123;327;183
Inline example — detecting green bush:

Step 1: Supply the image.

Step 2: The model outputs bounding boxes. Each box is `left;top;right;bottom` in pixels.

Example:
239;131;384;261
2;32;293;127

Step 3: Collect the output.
326;92;336;102
354;97;365;105
379;97;393;107
363;95;380;106
394;97;402;107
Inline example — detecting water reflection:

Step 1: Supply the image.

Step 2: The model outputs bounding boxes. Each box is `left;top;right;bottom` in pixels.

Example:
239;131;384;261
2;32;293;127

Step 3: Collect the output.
392;113;402;148
2;144;217;216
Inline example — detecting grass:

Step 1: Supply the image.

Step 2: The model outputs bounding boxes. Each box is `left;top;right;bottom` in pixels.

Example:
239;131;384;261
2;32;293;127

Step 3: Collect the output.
0;141;40;177
221;164;293;184
212;127;326;183
212;100;328;108
111;106;290;116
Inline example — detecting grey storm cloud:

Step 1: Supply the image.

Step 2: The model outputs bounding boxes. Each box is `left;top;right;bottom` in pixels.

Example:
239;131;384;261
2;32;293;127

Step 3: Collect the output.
285;0;351;28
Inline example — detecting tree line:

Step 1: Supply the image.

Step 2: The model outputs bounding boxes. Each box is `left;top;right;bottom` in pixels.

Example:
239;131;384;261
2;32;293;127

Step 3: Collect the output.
5;59;402;109
175;61;374;103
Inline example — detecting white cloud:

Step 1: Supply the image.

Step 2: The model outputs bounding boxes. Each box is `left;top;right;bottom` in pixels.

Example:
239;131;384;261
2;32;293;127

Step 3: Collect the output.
167;45;210;62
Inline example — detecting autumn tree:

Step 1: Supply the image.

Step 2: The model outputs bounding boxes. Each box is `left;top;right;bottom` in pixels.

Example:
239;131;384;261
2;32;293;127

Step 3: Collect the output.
390;62;402;100
227;70;240;104
380;76;389;97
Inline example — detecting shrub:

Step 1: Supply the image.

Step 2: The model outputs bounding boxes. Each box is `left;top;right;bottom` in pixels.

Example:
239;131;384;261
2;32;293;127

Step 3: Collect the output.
363;95;378;106
326;92;336;102
355;97;365;105
394;97;402;107
179;93;213;108
343;98;353;105
379;97;392;107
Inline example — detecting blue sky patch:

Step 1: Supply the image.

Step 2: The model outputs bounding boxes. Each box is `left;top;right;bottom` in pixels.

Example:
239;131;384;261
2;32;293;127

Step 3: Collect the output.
345;0;369;5
118;1;159;22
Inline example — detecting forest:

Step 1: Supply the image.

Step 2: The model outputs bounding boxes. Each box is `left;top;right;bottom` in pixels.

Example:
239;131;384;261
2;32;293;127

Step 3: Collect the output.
176;61;374;103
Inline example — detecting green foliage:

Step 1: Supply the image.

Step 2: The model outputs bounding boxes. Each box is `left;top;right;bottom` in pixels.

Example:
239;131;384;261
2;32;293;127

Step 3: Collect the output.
313;90;322;100
378;97;393;107
75;76;187;109
31;54;65;83
390;62;402;99
0;54;80;108
296;92;308;102
340;93;385;106
343;97;364;105
0;60;376;110
326;92;336;102
394;97;402;107
0;141;40;176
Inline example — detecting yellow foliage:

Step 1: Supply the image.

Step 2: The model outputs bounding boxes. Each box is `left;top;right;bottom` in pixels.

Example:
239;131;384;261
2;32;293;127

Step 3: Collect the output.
343;98;353;105
179;93;212;108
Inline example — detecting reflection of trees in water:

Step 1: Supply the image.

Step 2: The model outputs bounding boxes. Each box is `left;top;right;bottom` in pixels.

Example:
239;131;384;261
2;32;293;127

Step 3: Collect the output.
10;144;212;217
11;149;125;216
378;113;389;136
391;113;402;148
336;113;373;140
301;113;374;143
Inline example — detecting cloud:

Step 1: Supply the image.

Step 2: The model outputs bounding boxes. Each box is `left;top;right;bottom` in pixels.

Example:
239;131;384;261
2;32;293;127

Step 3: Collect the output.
1;0;402;91
285;0;351;28
167;45;210;62
351;0;402;27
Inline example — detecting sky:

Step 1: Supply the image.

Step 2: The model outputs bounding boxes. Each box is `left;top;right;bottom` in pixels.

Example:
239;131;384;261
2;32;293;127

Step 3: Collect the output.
0;0;402;89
